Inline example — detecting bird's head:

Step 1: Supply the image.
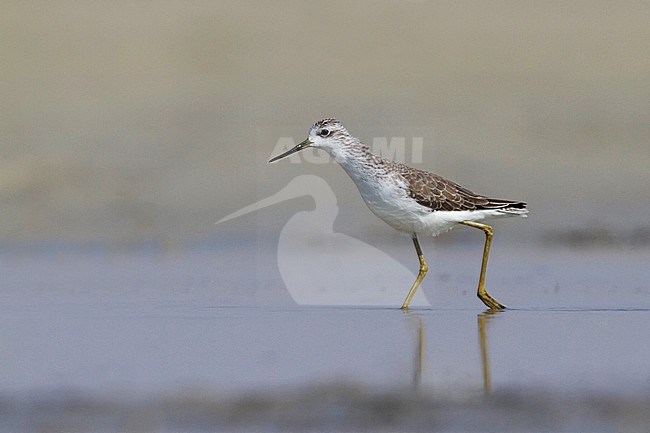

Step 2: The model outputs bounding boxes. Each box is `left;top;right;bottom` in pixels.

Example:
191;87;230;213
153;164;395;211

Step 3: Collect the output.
269;118;352;163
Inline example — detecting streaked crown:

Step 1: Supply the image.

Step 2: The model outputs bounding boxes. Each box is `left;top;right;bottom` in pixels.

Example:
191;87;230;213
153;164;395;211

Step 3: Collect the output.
308;118;355;147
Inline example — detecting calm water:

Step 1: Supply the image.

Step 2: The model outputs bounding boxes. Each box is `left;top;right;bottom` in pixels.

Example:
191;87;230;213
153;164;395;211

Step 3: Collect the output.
1;242;649;431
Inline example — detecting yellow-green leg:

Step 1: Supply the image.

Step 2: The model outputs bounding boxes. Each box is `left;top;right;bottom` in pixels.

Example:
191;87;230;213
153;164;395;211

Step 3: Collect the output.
460;221;506;310
401;234;428;310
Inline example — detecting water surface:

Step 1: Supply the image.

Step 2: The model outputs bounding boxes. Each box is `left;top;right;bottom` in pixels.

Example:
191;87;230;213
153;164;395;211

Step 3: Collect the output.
1;243;649;431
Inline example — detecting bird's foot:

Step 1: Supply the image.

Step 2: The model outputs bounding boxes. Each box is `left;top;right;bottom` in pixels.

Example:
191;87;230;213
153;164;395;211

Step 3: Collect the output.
478;292;506;311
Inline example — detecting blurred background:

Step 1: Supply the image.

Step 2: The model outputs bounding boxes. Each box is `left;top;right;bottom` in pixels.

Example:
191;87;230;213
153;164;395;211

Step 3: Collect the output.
2;1;649;249
2;4;650;430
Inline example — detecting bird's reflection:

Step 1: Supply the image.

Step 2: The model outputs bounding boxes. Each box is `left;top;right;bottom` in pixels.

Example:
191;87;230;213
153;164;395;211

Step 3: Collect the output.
478;311;500;395
403;310;502;396
403;312;425;389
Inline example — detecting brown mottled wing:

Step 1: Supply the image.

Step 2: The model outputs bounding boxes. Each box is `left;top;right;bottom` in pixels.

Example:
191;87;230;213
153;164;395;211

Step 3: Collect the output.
398;166;526;212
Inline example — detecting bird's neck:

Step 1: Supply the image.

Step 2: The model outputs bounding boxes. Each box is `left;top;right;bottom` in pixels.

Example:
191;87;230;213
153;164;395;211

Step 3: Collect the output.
328;139;379;163
327;141;389;181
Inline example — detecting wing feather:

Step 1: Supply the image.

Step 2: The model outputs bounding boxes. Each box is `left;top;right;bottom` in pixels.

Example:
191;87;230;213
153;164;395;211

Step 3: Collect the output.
396;166;526;212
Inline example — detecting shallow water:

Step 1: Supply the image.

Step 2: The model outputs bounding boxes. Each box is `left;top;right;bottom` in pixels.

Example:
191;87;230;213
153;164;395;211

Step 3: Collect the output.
1;243;649;431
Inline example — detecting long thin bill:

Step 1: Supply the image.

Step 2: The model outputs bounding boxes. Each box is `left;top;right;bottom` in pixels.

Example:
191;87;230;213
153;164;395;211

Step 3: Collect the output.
268;138;311;163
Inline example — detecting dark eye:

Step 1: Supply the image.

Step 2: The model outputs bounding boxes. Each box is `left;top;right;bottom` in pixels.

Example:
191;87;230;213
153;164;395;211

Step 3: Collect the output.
319;128;330;137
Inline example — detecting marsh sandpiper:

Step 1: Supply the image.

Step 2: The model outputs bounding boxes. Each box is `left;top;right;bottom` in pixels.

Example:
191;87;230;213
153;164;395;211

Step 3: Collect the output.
269;118;528;310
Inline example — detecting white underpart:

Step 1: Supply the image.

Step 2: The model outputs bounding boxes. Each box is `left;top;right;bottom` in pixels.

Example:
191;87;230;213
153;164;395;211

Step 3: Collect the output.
320;136;525;237
349;168;520;237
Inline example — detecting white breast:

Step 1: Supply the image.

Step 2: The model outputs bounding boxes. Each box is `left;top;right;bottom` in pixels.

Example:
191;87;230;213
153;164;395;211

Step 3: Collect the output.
345;167;438;234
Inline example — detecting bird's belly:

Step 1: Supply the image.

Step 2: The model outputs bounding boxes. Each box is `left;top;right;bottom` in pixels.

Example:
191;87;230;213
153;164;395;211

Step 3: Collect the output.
365;202;457;236
365;202;508;237
354;182;445;235
356;179;512;236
